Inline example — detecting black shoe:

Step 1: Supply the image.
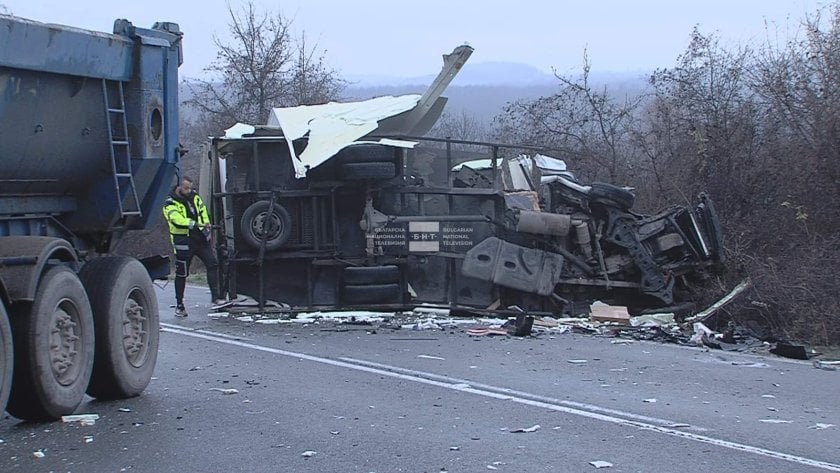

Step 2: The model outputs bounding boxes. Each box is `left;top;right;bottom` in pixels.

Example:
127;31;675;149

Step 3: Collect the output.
175;305;188;317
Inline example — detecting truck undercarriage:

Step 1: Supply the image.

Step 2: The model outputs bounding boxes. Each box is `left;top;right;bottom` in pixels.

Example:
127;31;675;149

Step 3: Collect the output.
208;135;724;318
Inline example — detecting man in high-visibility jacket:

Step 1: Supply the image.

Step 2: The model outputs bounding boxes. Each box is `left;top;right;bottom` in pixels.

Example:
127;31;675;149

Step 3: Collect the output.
163;176;222;317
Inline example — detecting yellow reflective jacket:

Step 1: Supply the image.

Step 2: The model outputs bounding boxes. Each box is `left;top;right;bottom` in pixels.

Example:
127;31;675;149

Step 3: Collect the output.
163;190;209;237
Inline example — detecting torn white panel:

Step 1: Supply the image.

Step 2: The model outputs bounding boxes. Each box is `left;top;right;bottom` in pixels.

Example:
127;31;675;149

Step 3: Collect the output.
223;122;256;139
364;138;417;149
269;95;421;178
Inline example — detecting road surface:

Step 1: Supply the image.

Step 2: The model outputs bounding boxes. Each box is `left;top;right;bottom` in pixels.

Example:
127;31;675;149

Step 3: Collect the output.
1;282;838;472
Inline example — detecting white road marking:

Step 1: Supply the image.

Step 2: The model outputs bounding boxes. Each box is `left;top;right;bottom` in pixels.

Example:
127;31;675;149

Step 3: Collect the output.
161;324;840;472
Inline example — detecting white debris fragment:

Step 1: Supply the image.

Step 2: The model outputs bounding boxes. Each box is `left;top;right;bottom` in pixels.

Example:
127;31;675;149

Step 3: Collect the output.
118;408;132;412
450;446;460;451
809;423;835;430
487;466;498;471
301;450;317;457
62;414;100;424
761;394;776;399
589;460;613;468
510;424;541;433
643;398;657;403
813;360;840;371
610;339;634;345
32;450;45;458
567;359;588;364
84;436;94;444
760;419;793;424
417;354;446;360
210;388;239;395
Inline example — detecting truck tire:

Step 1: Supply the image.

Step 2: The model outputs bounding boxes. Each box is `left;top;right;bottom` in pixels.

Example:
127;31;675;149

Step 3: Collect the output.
589;182;635;210
342;283;402;304
343;265;400;285
240;201;292;251
7;266;94;420
338;162;396;180
79;257;159;400
0;303;12;414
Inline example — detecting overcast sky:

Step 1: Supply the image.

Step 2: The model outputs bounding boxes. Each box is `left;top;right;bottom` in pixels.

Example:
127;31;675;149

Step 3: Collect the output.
1;0;830;79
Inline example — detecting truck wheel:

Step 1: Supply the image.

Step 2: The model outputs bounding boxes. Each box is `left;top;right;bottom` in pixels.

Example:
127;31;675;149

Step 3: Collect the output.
338;162;396;180
342;283;402;304
343;265;400;285
589;182;635;210
0;303;12;414
7;266;94;420
240;201;292;250
79;257;159;400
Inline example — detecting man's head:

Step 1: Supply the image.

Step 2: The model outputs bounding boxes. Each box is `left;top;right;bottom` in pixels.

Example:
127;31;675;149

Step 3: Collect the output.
175;176;194;197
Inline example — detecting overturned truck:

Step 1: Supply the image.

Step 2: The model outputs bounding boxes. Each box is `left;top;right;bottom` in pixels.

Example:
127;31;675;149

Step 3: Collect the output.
203;48;724;318
206;137;723;317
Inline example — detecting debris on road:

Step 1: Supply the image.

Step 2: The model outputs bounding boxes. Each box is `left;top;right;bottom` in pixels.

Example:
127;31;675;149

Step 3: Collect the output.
210;388;239;395
760;419;793;424
630;313;674;327
590;302;630;324
418;354;446;360
809;423;835;430
683;279;751;324
567;359;588;364
510;424;541;433
589;460;613;468
467;327;509;336
813;360;840;371
61;414;99;425
32;449;45;459
769;342;810;360
301;450;317;458
643;398;657;403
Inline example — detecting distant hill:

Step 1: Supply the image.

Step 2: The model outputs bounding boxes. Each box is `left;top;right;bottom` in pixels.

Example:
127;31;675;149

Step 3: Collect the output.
342;61;650;125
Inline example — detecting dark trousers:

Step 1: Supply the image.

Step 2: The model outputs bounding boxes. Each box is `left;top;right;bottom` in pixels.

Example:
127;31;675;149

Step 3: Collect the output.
173;234;220;305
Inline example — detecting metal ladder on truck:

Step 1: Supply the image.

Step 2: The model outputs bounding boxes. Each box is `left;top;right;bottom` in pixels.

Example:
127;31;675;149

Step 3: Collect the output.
103;79;143;223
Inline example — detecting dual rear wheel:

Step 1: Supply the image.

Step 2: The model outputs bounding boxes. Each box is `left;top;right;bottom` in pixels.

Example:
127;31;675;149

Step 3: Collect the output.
4;257;159;420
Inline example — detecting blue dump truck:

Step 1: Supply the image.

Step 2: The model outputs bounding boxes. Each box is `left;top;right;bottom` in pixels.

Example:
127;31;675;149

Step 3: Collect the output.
0;15;182;420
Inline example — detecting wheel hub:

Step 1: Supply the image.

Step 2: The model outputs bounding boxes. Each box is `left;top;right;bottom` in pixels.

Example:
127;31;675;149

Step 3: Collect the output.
50;304;81;386
122;294;148;368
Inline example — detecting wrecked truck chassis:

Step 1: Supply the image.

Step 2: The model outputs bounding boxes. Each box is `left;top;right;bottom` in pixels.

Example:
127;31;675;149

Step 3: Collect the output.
207;136;723;317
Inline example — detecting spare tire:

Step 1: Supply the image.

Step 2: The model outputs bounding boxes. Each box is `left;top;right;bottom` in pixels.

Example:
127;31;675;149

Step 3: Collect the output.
589;182;635;210
240;201;292;250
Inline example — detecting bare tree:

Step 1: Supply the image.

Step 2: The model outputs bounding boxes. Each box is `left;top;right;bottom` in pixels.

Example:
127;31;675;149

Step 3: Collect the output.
493;52;643;184
184;2;345;132
430;110;489;142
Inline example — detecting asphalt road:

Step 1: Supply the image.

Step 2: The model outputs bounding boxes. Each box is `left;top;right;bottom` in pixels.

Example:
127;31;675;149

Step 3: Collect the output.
1;282;839;472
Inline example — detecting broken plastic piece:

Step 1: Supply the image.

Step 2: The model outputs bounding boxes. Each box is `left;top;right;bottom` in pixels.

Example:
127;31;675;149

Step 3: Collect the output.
589;460;613;468
210;388;240;395
510;424;541;433
61;414;100;423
